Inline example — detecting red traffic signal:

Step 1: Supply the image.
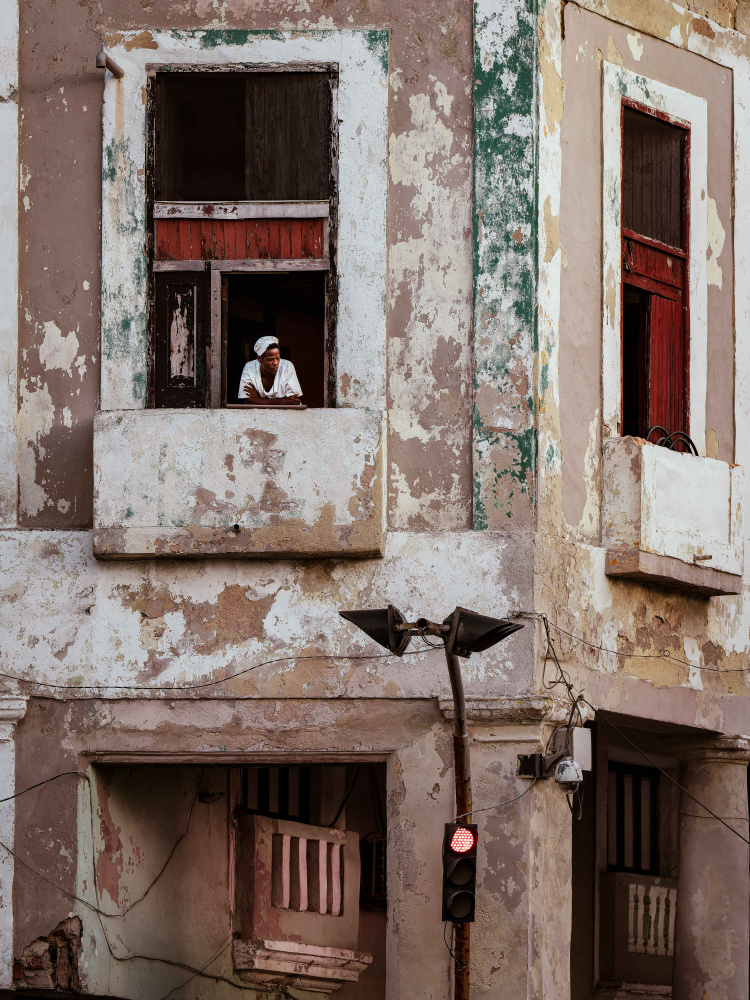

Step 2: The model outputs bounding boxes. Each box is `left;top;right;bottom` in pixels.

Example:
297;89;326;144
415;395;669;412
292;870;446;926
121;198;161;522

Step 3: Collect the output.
442;823;478;922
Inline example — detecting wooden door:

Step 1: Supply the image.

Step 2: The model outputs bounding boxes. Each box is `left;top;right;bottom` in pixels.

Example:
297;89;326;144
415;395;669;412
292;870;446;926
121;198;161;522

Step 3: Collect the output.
647;294;686;436
154;270;209;408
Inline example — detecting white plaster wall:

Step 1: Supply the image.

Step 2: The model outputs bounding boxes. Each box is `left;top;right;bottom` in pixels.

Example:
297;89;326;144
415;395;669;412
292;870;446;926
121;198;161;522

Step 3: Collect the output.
93;407;385;553
100;29;388;412
0;529;533;698
0;700;27;988
0;0;18;526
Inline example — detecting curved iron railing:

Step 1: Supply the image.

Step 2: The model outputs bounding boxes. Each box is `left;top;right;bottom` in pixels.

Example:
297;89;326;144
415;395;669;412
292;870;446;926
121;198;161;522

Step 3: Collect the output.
645;426;698;456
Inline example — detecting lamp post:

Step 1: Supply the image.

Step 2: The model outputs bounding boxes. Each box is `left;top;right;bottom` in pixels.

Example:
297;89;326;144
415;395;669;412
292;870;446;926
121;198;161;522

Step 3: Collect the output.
339;604;524;1000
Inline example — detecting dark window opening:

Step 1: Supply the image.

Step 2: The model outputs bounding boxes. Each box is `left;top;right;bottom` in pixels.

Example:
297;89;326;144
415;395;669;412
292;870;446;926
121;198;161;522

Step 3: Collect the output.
149;69;336;410
623;107;686;251
154;71;332;203
607;761;659;875
621;104;689;441
225;271;326;408
622;287;648;437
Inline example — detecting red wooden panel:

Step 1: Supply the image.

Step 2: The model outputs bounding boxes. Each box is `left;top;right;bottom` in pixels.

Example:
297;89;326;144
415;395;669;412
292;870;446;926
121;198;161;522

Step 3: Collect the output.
268;220;281;258
312;218;324;259
155;221;170;260
257;221;270;258
234;220;247;260
213;220;226;260
301;219;313;258
200;220;212;260
224;219;237;261
178;219;192;260
290;219;302;258
247;222;259;259
190;221;202;259
625;240;683;289
279;220;292;258
648;295;686;435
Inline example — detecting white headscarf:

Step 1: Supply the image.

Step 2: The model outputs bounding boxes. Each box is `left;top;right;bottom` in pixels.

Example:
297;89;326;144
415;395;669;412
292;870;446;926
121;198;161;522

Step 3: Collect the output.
254;335;279;358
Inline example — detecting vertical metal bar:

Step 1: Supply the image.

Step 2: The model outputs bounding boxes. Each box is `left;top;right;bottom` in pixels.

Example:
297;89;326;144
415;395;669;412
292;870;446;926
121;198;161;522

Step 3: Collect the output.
445;647;471;1000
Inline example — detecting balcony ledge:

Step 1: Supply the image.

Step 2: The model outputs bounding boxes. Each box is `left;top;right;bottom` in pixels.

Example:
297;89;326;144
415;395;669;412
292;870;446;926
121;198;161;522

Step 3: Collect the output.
602;437;743;596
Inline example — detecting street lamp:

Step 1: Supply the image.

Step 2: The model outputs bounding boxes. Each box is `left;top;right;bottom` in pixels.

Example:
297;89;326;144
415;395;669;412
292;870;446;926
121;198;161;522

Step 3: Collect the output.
338;604;524;1000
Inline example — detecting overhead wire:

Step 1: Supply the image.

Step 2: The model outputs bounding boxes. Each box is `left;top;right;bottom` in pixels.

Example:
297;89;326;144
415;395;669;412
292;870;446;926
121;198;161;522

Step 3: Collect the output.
517;610;750;845
0;643;441;695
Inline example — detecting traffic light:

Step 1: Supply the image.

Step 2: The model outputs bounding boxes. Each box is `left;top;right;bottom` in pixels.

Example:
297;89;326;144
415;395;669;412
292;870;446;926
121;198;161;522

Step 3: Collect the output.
442;822;478;922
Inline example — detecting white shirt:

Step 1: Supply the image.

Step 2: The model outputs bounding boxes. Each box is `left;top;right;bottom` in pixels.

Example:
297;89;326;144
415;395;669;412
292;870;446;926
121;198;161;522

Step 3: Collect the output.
238;359;303;400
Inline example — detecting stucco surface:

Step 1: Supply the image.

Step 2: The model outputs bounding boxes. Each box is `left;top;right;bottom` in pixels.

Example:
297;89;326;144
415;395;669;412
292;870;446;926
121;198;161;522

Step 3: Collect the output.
93;408;385;557
16;0;476;533
0;529;533;697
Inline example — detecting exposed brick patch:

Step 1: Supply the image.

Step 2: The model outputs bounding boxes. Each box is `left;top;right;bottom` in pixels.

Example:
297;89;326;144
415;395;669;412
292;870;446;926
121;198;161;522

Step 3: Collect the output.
14;916;82;992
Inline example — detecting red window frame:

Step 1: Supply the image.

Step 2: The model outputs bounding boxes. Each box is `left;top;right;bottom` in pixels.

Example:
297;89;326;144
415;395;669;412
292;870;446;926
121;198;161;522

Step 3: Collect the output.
620;99;691;442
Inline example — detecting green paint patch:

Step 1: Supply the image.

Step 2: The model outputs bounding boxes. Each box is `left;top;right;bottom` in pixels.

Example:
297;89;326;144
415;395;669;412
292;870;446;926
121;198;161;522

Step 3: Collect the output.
364;29;389;75
472;0;538;530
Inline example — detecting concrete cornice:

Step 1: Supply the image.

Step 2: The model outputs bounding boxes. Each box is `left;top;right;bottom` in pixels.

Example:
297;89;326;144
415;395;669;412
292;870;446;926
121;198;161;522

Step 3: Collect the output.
0;698;27;724
439;695;592;726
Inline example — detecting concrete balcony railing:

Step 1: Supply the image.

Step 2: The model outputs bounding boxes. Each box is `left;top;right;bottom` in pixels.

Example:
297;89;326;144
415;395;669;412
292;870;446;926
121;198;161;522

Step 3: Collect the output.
599;872;676;990
602;436;743;595
93;407;385;559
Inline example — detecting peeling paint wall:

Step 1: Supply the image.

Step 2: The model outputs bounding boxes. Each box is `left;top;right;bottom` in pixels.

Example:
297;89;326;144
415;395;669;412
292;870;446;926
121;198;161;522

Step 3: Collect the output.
6;0;750;997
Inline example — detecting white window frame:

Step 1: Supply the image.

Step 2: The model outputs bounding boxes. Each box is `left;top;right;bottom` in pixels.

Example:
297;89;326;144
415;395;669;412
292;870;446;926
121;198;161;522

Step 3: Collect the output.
602;63;708;455
100;30;387;413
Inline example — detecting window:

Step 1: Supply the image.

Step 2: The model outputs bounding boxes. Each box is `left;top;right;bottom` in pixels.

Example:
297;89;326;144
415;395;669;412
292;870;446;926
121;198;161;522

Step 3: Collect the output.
607;761;659;875
621;104;690;442
148;69;336;409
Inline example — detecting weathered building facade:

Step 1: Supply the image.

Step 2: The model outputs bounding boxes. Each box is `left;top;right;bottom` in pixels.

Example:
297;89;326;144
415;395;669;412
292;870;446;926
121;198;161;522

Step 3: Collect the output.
1;0;750;996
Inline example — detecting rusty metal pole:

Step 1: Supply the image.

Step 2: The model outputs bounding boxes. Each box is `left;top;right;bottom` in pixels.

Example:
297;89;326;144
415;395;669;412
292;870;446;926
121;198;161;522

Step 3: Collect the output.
446;646;471;1000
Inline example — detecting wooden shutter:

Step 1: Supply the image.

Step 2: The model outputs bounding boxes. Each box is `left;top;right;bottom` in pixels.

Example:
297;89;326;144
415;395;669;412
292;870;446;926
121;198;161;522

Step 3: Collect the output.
647;295;686;436
154;270;208;408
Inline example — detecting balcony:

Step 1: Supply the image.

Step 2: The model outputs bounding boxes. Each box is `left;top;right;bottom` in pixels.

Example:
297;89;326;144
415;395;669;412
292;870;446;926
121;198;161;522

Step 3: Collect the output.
602;437;743;595
93;408;385;559
598;872;676;998
233;814;372;993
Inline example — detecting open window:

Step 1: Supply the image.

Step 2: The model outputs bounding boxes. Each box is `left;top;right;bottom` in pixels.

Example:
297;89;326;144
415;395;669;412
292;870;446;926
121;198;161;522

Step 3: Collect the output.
621;104;690;444
148;69;335;409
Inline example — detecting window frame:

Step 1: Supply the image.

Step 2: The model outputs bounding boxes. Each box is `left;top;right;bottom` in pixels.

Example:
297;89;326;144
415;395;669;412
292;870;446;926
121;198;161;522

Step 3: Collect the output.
602;62;708;455
145;63;338;410
620;98;691;440
606;760;660;876
99;29;388;415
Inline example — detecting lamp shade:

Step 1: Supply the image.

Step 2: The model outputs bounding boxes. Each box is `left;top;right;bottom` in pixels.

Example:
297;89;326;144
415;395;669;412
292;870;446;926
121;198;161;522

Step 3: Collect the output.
443;607;524;658
339;604;412;656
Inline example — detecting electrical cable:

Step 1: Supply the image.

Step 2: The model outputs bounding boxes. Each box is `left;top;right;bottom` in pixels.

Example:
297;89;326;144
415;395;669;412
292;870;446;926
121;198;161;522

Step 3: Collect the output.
513;609;750;674
443;921;464;970
455;778;537;821
0;644;441;695
519;611;750;846
584;698;750;846
0;769;90;805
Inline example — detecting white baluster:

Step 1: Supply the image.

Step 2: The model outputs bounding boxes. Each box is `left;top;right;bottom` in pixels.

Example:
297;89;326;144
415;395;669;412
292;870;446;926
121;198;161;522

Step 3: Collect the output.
331;844;342;916
281;834;291;909
298;837;308;911
319;840;328;914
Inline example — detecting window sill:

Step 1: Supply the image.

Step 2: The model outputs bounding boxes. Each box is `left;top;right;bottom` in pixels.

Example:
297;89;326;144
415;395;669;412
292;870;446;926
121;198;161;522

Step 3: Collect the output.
602;436;743;595
93;407;384;559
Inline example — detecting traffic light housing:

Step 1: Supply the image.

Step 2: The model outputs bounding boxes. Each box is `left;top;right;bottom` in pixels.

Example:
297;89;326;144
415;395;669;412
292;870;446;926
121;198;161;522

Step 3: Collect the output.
442;822;478;922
